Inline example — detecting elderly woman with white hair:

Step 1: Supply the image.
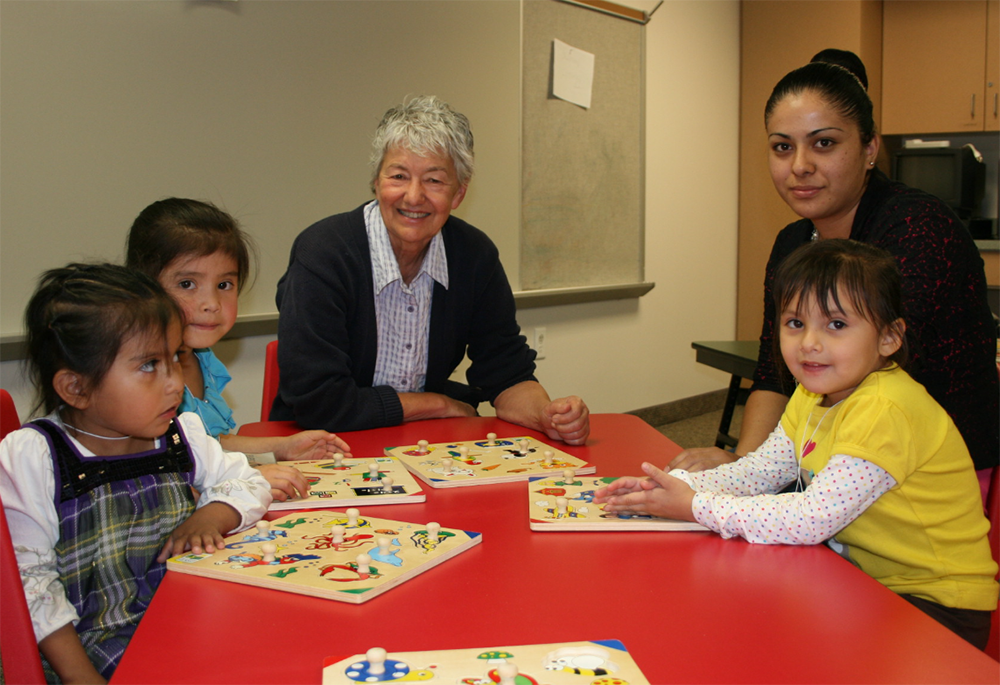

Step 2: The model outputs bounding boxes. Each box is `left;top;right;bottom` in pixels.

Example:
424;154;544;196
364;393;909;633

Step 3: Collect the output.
273;96;589;443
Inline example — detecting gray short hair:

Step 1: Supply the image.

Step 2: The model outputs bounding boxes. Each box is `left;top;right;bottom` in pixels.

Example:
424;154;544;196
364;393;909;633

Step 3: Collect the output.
370;95;475;191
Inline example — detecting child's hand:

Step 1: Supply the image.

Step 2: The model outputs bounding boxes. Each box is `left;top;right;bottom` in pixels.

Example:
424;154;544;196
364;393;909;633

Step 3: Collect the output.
596;462;697;521
272;430;353;461
592;474;657;503
157;502;240;562
256;463;311;501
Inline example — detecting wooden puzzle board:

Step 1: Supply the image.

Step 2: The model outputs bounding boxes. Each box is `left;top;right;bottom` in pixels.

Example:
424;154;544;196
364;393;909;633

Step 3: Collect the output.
322;640;650;685
269;457;425;511
167;511;481;604
384;436;594;488
528;476;708;532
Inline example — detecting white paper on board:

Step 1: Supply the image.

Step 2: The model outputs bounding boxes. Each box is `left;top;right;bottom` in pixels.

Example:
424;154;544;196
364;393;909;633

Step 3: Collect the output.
552;38;594;109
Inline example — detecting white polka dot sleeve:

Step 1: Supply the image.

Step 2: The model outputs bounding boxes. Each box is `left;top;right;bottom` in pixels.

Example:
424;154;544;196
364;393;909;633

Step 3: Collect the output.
683;426;897;544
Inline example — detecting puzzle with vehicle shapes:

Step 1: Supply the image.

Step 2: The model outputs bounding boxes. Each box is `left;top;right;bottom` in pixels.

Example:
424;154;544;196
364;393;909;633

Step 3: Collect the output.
528;476;708;532
383;434;595;488
268;456;425;511
167;510;481;604
322;640;650;685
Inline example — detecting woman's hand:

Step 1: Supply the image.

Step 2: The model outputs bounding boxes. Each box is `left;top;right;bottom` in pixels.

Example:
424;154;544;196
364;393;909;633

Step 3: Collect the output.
668;447;738;472
541;396;590;445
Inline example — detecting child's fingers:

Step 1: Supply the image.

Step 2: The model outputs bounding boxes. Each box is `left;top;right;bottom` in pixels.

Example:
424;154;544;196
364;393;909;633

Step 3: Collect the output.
156;538;176;564
329;435;351;454
258;464;310;499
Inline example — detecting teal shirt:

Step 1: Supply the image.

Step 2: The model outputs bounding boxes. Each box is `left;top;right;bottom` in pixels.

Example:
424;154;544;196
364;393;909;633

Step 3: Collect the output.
178;348;236;438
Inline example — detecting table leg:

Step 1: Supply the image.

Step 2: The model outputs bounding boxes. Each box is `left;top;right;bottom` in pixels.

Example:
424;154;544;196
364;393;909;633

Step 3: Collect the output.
715;374;742;450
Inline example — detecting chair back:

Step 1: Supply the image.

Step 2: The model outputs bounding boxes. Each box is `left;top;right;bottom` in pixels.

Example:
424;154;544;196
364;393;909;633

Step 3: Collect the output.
260;340;280;422
0;391;45;682
985;466;999;661
1;389;21;441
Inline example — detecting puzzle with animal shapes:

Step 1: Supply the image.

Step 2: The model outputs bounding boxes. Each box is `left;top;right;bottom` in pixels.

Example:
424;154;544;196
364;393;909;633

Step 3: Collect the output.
322;640;650;685
383;435;594;488
268;457;425;511
166;510;481;604
528;476;709;532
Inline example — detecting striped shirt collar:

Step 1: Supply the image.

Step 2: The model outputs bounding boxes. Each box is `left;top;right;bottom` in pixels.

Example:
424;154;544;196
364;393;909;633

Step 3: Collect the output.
364;200;449;293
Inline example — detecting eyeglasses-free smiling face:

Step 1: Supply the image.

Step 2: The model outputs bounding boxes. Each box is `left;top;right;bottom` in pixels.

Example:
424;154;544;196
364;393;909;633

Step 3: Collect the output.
373;146;467;262
779;288;903;407
767;89;879;238
158;251;240;351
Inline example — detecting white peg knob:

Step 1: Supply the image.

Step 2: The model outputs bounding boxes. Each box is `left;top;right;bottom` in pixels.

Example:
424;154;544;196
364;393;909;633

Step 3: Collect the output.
426;522;441;541
366;647;387;675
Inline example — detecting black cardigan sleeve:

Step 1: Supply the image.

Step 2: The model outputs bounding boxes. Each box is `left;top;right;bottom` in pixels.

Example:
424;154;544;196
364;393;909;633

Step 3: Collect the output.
271;208;405;432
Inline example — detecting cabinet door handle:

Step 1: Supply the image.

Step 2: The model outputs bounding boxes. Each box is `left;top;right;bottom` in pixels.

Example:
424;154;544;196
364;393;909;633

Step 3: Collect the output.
971;93;976;118
994;92;998;118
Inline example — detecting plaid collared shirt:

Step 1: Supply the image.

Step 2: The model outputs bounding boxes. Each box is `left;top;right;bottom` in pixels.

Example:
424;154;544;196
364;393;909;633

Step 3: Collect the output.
364;200;449;392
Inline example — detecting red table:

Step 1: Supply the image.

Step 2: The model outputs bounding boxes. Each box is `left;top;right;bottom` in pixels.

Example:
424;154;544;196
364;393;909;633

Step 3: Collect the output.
112;415;999;684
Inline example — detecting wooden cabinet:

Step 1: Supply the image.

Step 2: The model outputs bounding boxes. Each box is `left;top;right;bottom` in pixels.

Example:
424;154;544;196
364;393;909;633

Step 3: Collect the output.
987;0;999;130
882;0;995;134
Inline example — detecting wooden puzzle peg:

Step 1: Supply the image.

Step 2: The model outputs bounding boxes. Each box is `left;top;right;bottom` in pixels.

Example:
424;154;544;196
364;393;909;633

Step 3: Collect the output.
366;647;387;676
381;476;393;493
441;458;453;475
518;439;529;455
556;497;568;516
356;553;372;577
497;662;519;685
368;463;380;478
417;440;429;454
487;432;497;446
347;508;360;527
377;537;391;556
332;525;345;544
255;520;271;537
333;452;344;467
563;468;576;484
543;450;554;465
426;521;441;542
261;541;277;563
459;445;469;459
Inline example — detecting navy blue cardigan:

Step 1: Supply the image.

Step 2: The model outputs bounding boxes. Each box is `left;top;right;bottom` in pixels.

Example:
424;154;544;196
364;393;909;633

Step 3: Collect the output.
272;204;537;432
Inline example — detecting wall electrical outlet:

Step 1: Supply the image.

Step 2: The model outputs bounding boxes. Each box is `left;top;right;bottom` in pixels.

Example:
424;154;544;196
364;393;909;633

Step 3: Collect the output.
533;327;547;360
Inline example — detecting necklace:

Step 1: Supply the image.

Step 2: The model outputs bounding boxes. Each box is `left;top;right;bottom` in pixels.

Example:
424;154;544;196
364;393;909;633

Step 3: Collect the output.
62;421;131;441
796;398;844;490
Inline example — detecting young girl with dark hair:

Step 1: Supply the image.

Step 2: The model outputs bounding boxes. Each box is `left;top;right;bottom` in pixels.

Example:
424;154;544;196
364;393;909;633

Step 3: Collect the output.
0;263;272;683
596;240;997;649
127;198;353;501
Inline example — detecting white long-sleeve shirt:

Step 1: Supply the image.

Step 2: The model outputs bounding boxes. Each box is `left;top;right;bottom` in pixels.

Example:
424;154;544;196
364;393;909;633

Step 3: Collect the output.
0;411;272;642
670;423;896;545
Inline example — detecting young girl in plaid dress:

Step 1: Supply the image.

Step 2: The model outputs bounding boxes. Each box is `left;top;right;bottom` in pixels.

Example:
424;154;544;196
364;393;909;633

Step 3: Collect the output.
1;263;272;683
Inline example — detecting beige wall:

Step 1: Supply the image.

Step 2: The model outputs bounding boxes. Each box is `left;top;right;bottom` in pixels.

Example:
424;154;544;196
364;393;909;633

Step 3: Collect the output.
0;0;741;425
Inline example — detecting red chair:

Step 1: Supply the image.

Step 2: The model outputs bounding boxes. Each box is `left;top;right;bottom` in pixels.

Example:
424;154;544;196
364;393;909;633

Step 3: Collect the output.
0;390;46;683
260;340;280;422
985;466;999;661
